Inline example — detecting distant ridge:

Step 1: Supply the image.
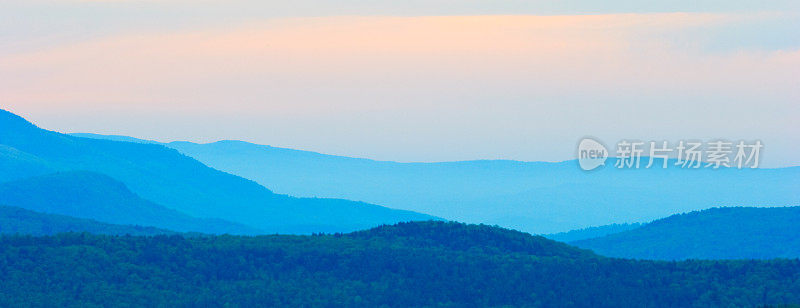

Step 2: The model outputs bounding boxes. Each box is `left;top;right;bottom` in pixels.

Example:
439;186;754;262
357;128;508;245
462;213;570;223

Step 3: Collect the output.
0;205;177;236
0;171;261;234
1;109;437;234
69;133;158;144
544;223;642;242
572;206;800;260
73;132;800;234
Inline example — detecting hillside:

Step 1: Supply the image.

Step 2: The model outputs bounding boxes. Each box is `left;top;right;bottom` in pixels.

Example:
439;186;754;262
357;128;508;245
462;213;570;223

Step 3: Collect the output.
572;206;800;260
349;221;593;259
543;223;642;242
0;144;53;183
0;205;176;236
0;109;436;234
0;171;260;234
0;221;798;307
72;134;799;233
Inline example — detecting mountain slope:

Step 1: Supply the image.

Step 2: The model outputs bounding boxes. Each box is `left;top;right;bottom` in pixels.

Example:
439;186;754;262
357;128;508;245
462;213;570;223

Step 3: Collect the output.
0;171;261;234
0;144;54;183
69;133;158;144
572;206;800;260
0;221;798;307
77;135;799;234
0;205;177;236
543;223;642;242
0;109;436;233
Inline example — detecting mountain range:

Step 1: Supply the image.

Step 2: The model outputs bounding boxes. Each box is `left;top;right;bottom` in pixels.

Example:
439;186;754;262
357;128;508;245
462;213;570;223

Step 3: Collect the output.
6;109;800;262
0;109;435;234
73;133;800;233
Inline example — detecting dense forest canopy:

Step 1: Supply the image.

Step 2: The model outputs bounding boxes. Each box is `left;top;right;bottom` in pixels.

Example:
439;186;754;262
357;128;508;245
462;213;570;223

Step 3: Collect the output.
0;221;798;307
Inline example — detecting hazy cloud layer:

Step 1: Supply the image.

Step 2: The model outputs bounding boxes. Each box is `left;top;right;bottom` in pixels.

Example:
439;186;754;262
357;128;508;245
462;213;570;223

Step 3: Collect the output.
2;2;798;165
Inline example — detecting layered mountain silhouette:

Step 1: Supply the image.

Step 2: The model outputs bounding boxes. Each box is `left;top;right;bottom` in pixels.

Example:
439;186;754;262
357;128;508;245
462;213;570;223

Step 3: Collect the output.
0;205;177;236
0;109;436;234
74;134;800;233
0;171;260;234
571;206;800;260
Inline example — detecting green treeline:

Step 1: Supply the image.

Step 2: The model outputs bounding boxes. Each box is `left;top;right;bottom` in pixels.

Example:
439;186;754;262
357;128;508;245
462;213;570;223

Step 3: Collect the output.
0;221;798;307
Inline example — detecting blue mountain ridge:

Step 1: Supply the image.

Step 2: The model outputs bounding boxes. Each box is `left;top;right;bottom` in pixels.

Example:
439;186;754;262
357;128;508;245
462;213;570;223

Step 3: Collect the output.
571;206;800;260
0;205;178;236
73;133;800;233
0;171;261;234
0;109;437;234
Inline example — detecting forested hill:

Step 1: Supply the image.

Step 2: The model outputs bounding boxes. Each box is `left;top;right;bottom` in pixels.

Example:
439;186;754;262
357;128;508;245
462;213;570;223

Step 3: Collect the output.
0;205;176;236
349;221;592;258
1;221;798;307
572;206;800;260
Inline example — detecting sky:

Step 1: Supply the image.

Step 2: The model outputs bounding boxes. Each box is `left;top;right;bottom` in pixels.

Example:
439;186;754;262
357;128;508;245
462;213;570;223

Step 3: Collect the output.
1;1;799;166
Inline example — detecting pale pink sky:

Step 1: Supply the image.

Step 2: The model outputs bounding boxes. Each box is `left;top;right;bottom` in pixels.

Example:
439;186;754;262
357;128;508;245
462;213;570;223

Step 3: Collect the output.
1;2;799;166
